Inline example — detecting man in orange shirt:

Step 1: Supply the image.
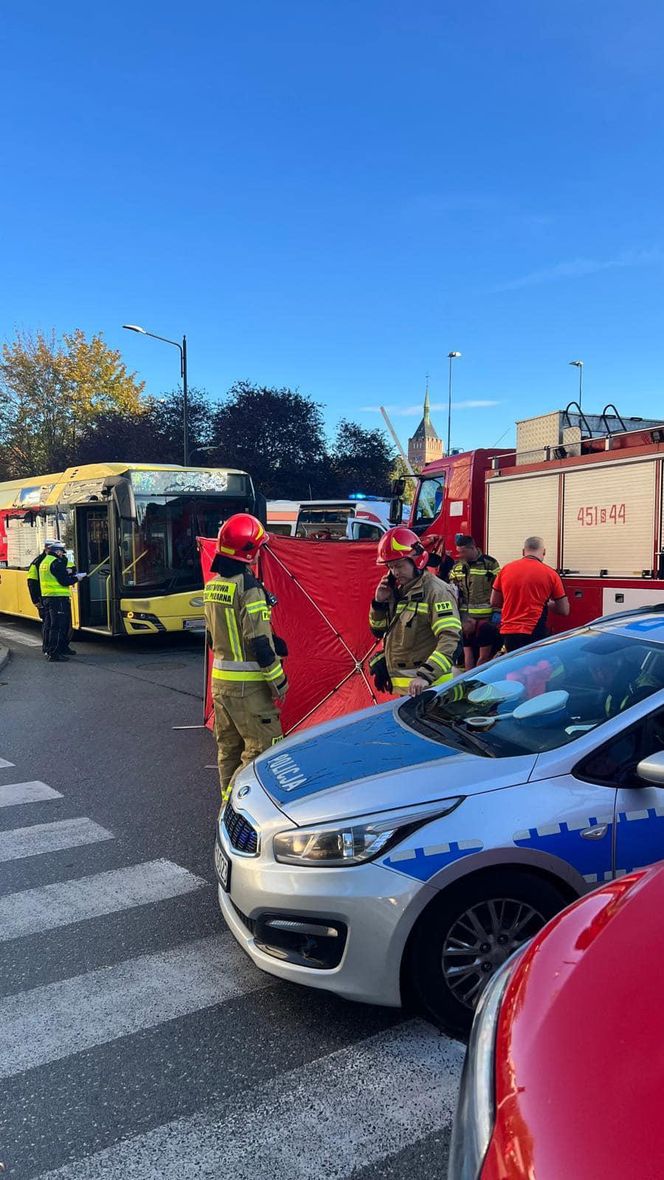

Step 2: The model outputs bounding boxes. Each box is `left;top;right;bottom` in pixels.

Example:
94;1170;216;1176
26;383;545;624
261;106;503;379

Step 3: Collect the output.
490;536;570;653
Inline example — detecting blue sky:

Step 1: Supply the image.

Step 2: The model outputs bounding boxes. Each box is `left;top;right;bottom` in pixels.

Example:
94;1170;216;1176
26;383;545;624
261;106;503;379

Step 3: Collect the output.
1;0;662;454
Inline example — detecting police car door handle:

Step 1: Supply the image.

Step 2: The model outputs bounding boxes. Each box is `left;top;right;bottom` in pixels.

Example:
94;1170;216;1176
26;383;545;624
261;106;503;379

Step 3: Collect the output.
580;823;609;840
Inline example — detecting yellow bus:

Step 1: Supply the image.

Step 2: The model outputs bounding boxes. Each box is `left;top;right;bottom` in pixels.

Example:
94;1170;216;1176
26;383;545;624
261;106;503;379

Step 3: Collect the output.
0;462;260;636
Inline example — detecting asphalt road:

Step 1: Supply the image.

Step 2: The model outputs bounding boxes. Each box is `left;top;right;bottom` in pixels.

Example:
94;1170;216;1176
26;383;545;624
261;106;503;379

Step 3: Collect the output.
0;619;463;1179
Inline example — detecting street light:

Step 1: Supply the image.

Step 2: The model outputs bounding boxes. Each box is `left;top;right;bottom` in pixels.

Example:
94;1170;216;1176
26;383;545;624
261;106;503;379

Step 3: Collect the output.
447;352;462;456
569;360;584;409
123;324;189;465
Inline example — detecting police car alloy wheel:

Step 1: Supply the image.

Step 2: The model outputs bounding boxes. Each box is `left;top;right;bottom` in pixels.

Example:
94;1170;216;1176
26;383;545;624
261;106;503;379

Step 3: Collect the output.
406;869;567;1037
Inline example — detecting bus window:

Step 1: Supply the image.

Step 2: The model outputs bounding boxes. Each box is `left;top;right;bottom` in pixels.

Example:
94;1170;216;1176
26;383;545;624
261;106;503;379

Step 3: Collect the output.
5;511;54;568
412;476;445;528
120;496;249;593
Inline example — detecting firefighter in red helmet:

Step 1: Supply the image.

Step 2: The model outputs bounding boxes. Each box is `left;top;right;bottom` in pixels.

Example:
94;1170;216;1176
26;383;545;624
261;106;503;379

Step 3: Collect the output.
369;527;462;697
204;513;288;803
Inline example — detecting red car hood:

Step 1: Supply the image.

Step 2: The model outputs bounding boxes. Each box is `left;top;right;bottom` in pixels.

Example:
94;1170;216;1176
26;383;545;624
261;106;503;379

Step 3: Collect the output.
483;863;664;1180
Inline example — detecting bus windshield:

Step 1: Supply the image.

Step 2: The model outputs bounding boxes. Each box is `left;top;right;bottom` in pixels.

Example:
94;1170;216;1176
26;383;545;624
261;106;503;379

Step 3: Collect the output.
120;495;249;593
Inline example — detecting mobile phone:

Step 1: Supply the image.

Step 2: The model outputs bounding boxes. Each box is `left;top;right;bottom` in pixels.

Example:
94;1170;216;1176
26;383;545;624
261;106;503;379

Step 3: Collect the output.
386;571;397;588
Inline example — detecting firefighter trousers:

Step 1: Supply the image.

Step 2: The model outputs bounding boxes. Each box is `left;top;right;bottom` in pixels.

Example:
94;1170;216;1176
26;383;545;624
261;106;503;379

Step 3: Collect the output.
212;684;283;803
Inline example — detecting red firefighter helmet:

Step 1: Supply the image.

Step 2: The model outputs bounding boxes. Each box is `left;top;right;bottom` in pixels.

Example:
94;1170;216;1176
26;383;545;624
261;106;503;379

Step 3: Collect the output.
216;513;269;563
376;526;428;571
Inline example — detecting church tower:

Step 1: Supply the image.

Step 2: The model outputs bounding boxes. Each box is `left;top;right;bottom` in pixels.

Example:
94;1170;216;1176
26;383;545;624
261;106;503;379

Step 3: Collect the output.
408;381;443;470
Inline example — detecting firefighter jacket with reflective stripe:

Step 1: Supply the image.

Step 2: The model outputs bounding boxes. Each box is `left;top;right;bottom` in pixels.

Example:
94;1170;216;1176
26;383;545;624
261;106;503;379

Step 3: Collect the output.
38;554;75;598
369;570;462;690
450;553;500;618
204;569;287;697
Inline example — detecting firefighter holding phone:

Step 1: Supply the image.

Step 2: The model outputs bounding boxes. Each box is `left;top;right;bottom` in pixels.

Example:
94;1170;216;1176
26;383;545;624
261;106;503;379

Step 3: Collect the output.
368;527;462;697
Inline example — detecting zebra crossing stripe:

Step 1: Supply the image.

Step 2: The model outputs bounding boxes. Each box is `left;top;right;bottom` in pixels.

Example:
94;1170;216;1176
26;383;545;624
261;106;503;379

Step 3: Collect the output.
34;1021;464;1179
0;781;63;808
0;757;15;768
0;934;272;1079
0;859;208;941
0;817;113;863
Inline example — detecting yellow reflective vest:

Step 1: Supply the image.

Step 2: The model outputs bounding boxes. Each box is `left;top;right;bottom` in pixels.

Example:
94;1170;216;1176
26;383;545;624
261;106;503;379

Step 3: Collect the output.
38;554;72;598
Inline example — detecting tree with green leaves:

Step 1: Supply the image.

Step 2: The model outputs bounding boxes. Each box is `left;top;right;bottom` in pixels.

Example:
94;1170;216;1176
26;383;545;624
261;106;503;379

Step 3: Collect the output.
0;329;145;476
75;388;215;466
212;381;328;498
328;419;396;498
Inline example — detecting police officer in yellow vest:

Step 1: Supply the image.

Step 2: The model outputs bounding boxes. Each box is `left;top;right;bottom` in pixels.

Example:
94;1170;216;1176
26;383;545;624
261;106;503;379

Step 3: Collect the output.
204;513;287;804
369;527;462;697
39;540;85;662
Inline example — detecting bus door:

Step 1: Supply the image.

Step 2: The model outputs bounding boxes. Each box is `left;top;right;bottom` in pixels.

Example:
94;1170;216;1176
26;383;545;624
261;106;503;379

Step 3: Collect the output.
75;505;112;630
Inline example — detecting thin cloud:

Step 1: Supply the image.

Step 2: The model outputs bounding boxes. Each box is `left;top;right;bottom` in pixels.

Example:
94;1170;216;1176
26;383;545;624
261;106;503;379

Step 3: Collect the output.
361;400;500;415
493;247;663;292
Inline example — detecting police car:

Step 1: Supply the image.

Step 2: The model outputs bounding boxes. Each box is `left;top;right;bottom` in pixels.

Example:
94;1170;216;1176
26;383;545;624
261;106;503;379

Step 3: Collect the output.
215;608;664;1035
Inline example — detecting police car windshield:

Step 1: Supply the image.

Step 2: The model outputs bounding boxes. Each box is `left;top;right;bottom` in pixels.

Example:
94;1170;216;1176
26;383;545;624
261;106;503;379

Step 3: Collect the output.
400;630;664;757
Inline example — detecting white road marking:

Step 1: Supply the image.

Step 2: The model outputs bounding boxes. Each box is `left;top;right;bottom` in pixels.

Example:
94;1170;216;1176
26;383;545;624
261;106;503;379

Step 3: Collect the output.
0;624;42;647
0;934;271;1079
35;1021;464;1179
0;780;63;809
0;757;15;768
0;859;208;941
0;817;113;863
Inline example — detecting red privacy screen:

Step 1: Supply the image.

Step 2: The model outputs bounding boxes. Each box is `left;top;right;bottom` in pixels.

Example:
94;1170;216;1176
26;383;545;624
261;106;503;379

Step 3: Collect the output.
199;534;393;736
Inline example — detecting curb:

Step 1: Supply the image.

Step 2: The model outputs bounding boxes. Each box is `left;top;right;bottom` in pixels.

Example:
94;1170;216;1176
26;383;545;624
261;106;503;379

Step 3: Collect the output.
0;646;10;673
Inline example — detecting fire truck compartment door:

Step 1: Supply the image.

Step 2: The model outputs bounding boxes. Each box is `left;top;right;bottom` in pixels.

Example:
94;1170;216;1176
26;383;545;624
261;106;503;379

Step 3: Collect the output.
487;473;559;567
562;461;657;576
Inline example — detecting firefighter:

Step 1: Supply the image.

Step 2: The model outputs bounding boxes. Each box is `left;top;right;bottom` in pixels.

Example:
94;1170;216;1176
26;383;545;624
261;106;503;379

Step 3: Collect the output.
204;513;288;804
369;527;462;697
450;534;500;671
39;540;85;662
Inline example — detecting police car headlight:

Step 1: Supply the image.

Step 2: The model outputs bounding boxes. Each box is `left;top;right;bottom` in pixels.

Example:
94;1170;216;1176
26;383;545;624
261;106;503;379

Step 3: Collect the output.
272;798;463;867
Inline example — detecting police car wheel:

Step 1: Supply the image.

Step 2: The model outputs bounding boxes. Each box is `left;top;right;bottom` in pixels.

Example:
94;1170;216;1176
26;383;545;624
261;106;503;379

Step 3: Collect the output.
407;870;567;1037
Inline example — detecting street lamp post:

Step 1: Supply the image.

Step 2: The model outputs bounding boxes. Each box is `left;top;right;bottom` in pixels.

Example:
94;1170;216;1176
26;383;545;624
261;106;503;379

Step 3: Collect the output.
123;324;189;465
447;351;462;456
569;360;584;409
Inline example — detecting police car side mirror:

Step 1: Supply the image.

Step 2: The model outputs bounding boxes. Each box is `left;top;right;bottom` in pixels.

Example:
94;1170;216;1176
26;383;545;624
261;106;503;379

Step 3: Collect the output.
635;751;664;787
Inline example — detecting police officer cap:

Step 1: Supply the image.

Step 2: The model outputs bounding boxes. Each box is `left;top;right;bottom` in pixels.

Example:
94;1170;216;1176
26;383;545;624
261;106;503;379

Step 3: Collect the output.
45;538;66;550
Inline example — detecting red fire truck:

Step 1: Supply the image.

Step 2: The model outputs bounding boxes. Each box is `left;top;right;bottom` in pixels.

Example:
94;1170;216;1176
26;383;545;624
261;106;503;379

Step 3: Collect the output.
403;405;664;630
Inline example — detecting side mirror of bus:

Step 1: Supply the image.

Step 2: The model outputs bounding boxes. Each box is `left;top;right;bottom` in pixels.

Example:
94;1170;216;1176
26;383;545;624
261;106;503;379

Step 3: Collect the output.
103;476;137;521
389;496;404;525
391;478;406;497
253;491;268;528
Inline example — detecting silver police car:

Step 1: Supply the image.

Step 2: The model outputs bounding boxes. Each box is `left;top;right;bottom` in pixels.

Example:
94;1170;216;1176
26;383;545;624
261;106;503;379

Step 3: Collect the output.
215;609;664;1035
